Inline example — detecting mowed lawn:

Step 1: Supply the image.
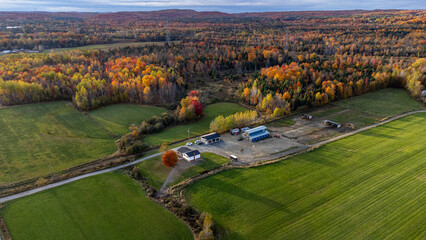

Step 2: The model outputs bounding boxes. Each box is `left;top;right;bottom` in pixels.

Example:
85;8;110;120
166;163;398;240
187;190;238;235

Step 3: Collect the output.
143;102;248;146
186;113;426;239
0;173;193;240
89;104;167;135
312;88;424;128
171;153;230;186
0;102;116;184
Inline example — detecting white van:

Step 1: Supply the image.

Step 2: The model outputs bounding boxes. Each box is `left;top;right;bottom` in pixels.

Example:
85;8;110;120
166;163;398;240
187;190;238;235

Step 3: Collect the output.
230;155;238;161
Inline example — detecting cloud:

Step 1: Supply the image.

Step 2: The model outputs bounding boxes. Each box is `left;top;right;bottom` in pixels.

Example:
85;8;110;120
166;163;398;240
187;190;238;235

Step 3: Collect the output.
0;0;424;12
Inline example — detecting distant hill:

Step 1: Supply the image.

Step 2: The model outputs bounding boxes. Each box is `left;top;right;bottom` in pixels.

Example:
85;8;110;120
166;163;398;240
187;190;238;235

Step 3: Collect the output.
0;9;404;21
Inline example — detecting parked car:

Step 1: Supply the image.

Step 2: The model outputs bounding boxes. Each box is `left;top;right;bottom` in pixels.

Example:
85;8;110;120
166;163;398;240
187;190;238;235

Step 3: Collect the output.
274;134;280;138
195;140;202;145
230;128;240;135
237;136;244;141
186;142;193;146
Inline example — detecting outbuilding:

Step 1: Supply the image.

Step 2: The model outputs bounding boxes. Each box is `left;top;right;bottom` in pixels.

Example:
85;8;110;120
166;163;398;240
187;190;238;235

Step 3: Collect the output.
244;126;270;142
200;132;221;144
422;90;426;97
183;150;201;162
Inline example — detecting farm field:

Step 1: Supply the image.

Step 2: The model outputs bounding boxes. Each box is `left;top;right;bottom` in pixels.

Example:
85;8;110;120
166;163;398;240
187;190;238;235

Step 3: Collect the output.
0;173;193;240
137;152;229;189
311;88;424;128
142;102;248;146
89;104;167;135
186;113;426;239
0;102;116;185
45;41;170;53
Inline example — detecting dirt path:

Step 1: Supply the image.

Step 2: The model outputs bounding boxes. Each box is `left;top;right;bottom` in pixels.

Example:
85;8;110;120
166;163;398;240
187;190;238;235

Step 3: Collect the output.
1;110;424;204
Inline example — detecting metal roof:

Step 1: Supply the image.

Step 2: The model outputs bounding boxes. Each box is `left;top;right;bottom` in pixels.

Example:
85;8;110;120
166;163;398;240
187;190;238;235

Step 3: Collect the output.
245;126;267;135
201;132;221;140
177;147;191;153
185;150;201;157
249;130;270;139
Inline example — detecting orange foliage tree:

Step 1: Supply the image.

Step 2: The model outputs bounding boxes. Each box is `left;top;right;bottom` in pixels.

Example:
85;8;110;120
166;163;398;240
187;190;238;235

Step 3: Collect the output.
162;150;178;167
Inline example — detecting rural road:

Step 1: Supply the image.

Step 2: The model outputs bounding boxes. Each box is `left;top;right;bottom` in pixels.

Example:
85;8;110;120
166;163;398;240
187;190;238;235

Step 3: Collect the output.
0;152;161;204
0;110;424;204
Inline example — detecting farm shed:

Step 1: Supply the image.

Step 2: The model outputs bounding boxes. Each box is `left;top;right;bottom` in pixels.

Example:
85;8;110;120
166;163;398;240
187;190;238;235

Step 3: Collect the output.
200;132;221;144
183;150;201;162
244;126;270;142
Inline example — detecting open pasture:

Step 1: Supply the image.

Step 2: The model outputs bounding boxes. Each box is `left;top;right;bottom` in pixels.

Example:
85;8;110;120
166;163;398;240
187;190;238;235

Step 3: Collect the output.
186;113;426;239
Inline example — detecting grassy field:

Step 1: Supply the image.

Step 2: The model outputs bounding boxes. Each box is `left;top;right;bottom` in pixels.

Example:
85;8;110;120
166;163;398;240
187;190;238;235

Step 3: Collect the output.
0;102;116;185
45;41;169;53
170;153;230;186
267;118;296;127
89;104;167;135
0;173;193;240
142;102;248;146
312;88;424;128
186;113;426;239
137;156;172;189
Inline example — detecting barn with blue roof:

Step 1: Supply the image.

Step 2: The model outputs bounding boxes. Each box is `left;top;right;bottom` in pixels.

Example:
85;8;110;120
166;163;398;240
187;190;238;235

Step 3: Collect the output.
244;126;270;142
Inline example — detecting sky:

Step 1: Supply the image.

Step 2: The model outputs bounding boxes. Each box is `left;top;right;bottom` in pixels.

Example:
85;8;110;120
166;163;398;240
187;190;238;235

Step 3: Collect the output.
0;0;424;12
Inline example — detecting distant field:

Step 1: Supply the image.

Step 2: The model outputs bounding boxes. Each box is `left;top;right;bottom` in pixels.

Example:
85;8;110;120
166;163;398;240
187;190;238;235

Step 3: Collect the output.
45;41;169;53
1;173;193;240
89;104;167;136
186;113;426;239
142;102;248;146
0;102;116;185
312;88;424;128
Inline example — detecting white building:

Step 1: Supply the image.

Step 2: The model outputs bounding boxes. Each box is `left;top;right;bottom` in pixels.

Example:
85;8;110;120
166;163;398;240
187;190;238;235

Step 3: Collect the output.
183;150;201;162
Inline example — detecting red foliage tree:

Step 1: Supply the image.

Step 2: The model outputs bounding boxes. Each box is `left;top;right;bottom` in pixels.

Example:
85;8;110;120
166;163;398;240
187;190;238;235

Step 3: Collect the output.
162;150;178;167
191;98;203;116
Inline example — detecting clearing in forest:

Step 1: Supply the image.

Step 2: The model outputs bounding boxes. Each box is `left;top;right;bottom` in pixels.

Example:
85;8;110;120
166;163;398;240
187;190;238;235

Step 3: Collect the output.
186;113;426;239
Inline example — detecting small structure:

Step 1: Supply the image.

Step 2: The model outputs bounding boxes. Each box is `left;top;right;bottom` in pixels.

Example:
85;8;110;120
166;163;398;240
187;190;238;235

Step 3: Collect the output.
324;120;341;128
300;114;312;120
183;150;201;162
176;147;192;157
176;147;201;162
200;132;221;144
422;90;426;97
244;126;270;142
241;127;250;133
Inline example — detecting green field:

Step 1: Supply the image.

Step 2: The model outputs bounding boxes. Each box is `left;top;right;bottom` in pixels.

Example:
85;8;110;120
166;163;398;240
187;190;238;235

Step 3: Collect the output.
137;155;172;189
312;88;424;128
142;102;248;146
0;173;193;240
45;41;169;53
89;104;167;135
186;113;426;239
170;153;230;186
0;102;116;185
